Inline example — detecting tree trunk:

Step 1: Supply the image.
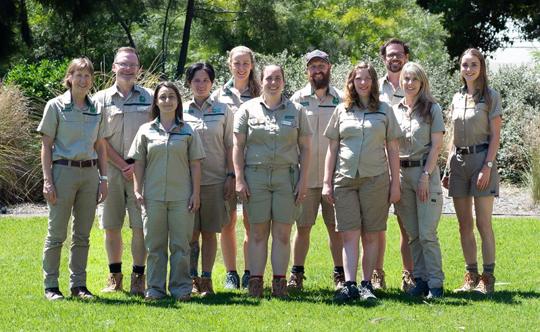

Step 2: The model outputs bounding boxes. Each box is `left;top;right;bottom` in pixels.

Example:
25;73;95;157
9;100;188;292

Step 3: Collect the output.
161;0;174;75
175;0;194;79
106;0;137;49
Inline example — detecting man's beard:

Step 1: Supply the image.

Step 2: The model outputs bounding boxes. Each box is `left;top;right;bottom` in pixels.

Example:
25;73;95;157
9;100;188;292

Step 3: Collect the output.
310;71;331;90
386;61;404;74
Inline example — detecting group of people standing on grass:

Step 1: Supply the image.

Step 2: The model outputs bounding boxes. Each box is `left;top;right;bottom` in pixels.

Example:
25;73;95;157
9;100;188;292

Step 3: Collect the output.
38;38;502;303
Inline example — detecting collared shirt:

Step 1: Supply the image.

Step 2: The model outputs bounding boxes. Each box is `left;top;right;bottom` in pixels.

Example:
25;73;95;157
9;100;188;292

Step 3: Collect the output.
450;87;502;147
94;84;153;159
129;117;205;201
379;74;404;107
324;102;402;180
210;78;253;112
234;96;313;166
291;84;343;188
393;102;445;160
183;98;234;185
37;90;107;161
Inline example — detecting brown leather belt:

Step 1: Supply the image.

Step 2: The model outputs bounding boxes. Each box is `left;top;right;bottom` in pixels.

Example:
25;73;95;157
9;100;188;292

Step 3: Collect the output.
400;159;427;168
53;159;98;167
455;143;489;155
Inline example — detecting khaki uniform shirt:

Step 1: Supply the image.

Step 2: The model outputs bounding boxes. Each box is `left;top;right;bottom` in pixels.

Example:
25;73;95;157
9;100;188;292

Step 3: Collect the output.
183;98;234;185
234;96;313;166
37;91;107;161
291;84;343;188
394;102;445;160
210;79;253;112
324;102;402;180
450;87;502;147
129;118;206;201
379;75;404;106
94;84;153;159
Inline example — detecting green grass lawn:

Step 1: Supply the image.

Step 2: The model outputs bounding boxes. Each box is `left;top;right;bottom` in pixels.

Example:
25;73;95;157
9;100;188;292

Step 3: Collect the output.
0;215;539;331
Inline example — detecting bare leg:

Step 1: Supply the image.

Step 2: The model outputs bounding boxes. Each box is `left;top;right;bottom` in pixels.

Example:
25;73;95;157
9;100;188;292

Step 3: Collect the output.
341;230;361;282
453;197;477;265
270;221;293;275
248;222;270;276
473;196;496;265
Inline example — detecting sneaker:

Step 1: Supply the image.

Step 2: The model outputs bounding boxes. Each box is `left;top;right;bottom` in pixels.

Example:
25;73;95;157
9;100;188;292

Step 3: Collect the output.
334;281;359;301
333;271;346;290
248;277;264;298
224;271;241;289
144;293;165;301
454;272;480;292
102;272;123;293
401;270;415;292
407;278;429;297
272;278;288;298
199;277;215;297
473;273;495;295
359;282;377;301
426;287;444;299
191;276;201;294
241;272;251;289
44;287;64;301
130;273;145;296
371;269;386;290
287;271;305;290
71;286;95;300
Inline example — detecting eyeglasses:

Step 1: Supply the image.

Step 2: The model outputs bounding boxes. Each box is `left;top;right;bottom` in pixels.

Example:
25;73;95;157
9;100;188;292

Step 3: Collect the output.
115;62;139;69
386;52;405;60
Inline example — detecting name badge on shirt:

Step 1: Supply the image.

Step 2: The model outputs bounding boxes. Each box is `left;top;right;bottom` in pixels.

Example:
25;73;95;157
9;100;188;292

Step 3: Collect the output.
282;120;293;126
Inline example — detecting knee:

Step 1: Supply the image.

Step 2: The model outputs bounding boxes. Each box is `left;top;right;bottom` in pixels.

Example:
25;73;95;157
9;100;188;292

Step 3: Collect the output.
418;230;437;245
251;229;268;243
201;231;216;242
297;226;312;238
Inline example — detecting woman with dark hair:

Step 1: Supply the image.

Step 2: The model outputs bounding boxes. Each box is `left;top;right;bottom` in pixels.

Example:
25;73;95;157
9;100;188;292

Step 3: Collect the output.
442;48;502;295
393;62;445;299
183;63;234;296
323;62;402;301
38;57;109;300
129;81;206;301
211;46;261;289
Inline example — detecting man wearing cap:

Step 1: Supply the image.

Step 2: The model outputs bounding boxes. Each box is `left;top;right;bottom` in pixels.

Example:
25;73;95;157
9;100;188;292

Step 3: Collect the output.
372;38;414;292
287;50;344;291
94;47;153;296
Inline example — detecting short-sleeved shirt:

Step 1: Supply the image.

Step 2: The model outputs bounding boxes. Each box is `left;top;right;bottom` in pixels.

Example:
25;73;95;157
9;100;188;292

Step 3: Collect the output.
450;87;502;147
94;84;153;159
291;84;343;188
183;98;234;185
37;90;107;161
379;75;404;107
210;79;253;112
324;102;402;180
393;102;445;160
234;96;313;166
128;118;206;201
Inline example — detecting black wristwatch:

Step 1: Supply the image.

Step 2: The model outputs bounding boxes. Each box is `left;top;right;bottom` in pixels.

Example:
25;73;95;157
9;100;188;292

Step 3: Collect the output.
226;172;236;179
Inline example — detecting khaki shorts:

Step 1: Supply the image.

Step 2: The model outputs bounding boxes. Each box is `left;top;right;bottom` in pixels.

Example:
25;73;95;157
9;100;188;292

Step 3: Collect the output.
194;183;228;233
244;165;301;224
333;172;390;232
448;151;499;198
99;166;143;229
296;187;335;226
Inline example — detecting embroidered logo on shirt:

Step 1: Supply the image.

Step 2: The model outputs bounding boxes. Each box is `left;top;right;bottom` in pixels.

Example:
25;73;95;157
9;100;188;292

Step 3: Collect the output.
300;101;309;106
139;95;146;102
332;97;340;105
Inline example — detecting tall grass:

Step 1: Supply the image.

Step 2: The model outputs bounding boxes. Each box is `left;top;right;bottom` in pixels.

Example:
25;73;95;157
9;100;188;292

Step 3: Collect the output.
524;115;540;203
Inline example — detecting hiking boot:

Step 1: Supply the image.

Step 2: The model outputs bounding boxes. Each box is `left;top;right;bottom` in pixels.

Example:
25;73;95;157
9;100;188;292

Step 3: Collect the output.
454;272;480;292
334;281;359;301
199;277;215;297
272;278;288;298
130;273;145;296
371;269;386;290
287;271;305;290
401;270;415;292
248;277;264;298
191;276;201;294
44;287;64;301
333;271;346;290
241;271;251;289
224;271;240;289
102;272;123;293
359;283;377;301
407;278;429;297
473;273;495;295
426;287;444;299
71;286;95;300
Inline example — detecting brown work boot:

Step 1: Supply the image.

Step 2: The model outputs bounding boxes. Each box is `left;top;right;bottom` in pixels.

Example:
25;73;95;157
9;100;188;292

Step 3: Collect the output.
287;271;305;290
248;277;264;298
400;270;415;292
191;277;201;294
272;278;288;298
371;269;386;290
130;273;145;296
473;273;495;295
454;272;481;292
333;271;345;290
199;277;215;297
102;272;123;293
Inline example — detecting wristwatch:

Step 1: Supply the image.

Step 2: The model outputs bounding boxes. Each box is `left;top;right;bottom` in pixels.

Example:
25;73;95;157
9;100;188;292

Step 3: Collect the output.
422;170;430;176
484;161;493;168
99;175;108;182
226;172;236;179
